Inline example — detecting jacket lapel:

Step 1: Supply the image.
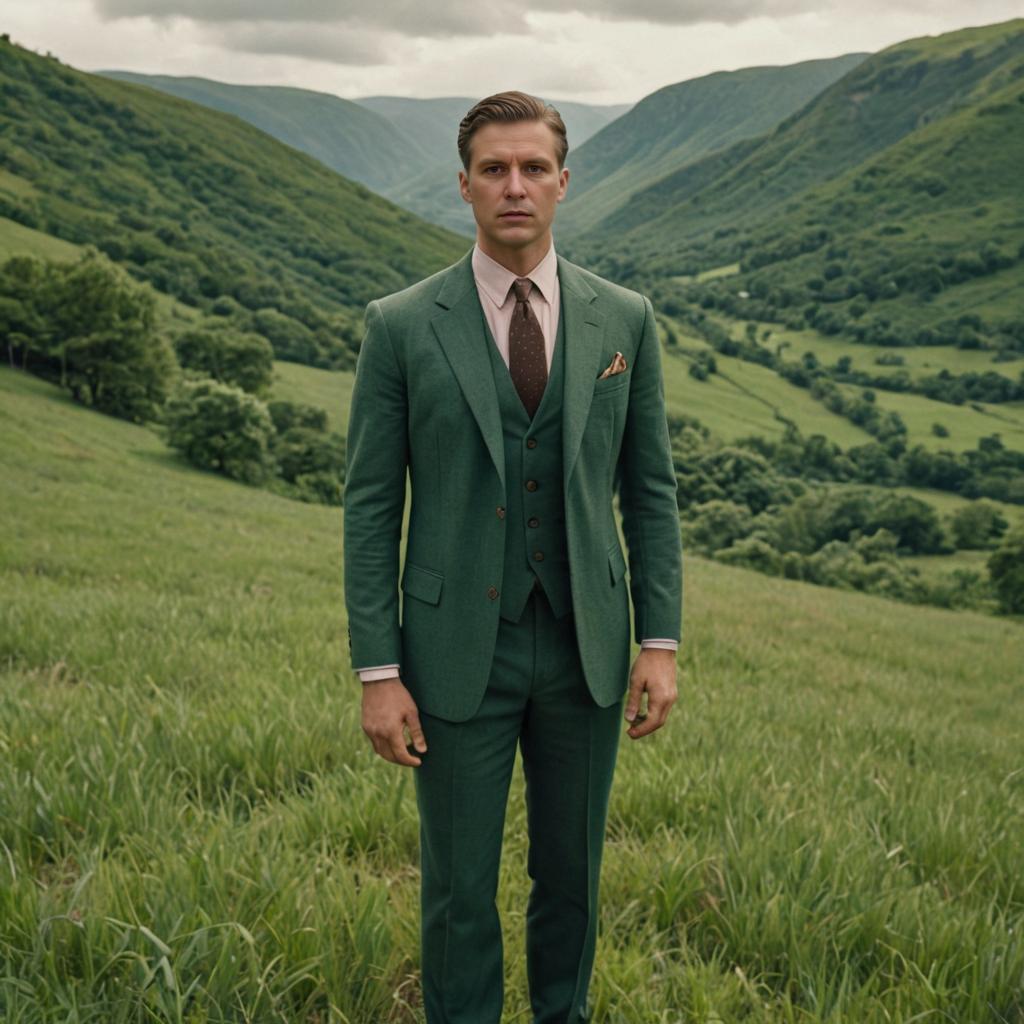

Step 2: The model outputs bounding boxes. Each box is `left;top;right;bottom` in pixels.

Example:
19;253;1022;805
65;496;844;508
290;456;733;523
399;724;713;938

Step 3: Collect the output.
430;250;507;490
557;255;606;488
428;248;607;496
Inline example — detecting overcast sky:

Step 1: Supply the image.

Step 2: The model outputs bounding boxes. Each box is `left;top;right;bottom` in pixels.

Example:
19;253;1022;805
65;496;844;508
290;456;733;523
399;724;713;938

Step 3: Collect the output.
6;1;1022;106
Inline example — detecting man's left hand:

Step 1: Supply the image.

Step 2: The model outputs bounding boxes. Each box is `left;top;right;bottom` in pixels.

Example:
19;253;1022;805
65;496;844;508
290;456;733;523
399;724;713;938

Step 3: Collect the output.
624;648;678;739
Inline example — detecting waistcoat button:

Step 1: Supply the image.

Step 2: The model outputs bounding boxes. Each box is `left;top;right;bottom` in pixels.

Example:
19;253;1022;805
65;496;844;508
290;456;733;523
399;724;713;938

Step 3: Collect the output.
526;438;538;449
525;479;538;492
533;551;545;562
487;586;499;600
527;516;539;528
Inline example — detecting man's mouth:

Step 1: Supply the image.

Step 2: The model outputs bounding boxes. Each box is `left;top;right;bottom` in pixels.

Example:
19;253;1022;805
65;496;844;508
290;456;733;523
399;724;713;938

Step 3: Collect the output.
500;211;531;218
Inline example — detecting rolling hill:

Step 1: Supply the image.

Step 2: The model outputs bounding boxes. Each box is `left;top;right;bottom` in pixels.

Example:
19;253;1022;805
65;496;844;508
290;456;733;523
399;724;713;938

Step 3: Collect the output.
564;19;1024;390
0;40;466;368
94;81;629;236
558;53;869;237
100;72;430;195
569;20;1024;278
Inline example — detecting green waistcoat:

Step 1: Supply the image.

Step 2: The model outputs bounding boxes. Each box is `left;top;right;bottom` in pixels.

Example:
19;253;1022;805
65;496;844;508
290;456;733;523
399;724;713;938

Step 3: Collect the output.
481;303;571;624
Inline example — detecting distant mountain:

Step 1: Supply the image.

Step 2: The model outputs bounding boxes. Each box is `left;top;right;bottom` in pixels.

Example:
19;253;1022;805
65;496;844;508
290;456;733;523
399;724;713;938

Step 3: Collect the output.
356;94;632;235
92;79;628;235
355;95;631;168
558;53;869;236
569;19;1024;350
100;72;429;195
1;41;466;368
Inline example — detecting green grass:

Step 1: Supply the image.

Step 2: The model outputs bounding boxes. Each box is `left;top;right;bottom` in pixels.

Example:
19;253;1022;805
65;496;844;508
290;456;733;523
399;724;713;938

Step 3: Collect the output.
0;215;82;262
835;380;1024;452
717;313;1024;383
270;360;352;433
661;333;875;447
2;364;1022;1021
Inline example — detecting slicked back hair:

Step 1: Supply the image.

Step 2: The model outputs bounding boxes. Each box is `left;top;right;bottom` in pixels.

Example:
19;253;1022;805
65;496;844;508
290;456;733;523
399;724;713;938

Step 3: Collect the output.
457;90;569;171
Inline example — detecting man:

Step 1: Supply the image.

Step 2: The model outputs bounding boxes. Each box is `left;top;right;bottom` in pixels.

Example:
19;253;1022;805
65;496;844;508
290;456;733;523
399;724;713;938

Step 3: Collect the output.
343;91;682;1024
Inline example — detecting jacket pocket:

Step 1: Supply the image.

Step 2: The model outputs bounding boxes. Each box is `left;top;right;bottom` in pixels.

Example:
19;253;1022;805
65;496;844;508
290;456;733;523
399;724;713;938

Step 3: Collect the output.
401;562;444;605
607;542;627;585
593;372;630;399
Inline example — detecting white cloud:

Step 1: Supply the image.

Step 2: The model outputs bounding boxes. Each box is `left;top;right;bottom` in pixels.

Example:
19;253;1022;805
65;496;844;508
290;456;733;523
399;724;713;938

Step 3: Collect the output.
3;0;1021;104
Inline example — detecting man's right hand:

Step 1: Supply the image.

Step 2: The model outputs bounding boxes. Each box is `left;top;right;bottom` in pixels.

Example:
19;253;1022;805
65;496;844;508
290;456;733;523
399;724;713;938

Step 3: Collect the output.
361;676;428;767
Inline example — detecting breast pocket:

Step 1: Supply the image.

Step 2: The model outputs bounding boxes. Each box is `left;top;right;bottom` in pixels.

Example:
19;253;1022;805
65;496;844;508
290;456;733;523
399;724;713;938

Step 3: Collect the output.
593;369;630;399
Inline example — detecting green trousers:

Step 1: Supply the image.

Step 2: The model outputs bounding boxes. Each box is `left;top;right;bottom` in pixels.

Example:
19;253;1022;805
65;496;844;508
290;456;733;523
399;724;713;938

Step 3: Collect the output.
413;585;625;1023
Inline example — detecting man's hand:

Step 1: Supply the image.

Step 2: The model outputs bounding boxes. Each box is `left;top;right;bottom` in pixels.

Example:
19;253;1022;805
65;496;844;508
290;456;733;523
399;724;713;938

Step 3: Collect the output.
361;676;428;767
624;648;678;740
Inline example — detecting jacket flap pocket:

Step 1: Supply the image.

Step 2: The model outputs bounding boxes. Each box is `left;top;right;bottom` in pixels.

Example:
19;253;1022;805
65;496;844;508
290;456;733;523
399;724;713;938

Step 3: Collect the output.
607;542;627;585
401;562;444;605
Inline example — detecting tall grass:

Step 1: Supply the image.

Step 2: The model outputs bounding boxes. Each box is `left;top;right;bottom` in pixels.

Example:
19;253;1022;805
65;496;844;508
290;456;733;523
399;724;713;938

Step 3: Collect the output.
1;366;1022;1022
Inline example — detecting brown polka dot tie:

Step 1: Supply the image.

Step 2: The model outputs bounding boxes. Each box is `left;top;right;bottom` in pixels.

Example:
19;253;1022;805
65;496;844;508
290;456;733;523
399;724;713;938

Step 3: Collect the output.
508;277;548;418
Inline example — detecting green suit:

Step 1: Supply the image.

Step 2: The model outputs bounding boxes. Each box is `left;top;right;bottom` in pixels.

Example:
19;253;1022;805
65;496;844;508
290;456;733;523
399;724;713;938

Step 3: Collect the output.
344;247;682;1021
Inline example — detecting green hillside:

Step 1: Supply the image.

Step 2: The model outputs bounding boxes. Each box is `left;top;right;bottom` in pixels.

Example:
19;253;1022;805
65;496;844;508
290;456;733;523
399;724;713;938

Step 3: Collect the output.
571;20;1024;305
559;53;868;236
101;72;431;195
3;362;1022;1020
0;40;466;367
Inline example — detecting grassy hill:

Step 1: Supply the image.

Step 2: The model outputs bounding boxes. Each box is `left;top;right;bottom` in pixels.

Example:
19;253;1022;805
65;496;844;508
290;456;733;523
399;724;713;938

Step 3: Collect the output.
101;72;430;195
569;20;1024;344
0;40;466;367
559;53;868;236
3;362;1022;1020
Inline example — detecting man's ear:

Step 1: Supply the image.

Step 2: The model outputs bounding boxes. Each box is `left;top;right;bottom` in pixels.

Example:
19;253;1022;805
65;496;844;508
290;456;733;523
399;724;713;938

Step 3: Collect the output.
557;166;570;202
458;169;472;205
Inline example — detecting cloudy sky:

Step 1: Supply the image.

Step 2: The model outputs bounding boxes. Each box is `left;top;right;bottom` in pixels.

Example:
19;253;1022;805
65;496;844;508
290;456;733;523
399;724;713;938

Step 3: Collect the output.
6;0;1022;105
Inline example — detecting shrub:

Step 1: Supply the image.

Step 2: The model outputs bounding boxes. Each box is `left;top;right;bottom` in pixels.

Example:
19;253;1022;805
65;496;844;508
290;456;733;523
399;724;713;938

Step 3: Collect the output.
164;378;275;484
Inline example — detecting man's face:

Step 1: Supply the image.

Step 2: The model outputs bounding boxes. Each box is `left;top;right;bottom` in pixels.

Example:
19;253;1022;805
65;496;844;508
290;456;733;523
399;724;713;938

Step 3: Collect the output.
458;119;569;260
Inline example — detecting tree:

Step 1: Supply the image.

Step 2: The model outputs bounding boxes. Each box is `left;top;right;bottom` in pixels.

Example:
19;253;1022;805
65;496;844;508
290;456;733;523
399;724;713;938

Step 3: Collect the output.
164;378;275;484
950;500;1009;550
174;327;274;394
987;526;1024;614
51;251;175;421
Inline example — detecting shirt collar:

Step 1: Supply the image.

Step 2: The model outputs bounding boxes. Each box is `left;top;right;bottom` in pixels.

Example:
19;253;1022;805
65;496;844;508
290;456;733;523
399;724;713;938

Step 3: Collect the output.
471;242;557;309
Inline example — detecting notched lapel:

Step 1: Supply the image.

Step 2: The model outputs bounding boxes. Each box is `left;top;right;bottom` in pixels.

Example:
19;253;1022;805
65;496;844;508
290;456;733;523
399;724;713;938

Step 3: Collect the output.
429;252;506;491
558;257;607;489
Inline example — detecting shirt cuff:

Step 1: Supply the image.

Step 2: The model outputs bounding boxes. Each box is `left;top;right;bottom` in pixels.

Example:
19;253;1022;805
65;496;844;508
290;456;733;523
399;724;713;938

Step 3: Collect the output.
357;663;401;682
640;638;678;650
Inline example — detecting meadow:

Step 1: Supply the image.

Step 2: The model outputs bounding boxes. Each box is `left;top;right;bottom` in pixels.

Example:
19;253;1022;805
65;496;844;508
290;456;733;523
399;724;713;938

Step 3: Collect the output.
2;364;1023;1022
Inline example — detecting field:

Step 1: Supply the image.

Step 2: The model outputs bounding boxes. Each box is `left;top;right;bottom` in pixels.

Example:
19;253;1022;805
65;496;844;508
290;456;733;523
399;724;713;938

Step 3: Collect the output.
2;365;1022;1021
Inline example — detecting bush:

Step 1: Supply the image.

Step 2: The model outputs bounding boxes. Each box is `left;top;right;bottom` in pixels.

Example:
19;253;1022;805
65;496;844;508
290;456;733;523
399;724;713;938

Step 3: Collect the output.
164;378;275;484
174;328;274;394
950;500;1009;550
987;526;1024;614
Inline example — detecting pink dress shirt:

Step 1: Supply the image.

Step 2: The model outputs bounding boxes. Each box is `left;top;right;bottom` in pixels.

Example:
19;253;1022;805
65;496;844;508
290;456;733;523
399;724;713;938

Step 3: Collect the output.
356;243;678;682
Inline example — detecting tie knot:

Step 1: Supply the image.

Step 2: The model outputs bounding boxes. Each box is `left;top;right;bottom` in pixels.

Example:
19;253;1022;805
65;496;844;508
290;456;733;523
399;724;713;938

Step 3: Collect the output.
512;277;533;303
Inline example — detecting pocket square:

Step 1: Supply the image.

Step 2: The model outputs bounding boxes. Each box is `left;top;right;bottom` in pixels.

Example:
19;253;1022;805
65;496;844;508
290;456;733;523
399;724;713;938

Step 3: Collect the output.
597;351;628;379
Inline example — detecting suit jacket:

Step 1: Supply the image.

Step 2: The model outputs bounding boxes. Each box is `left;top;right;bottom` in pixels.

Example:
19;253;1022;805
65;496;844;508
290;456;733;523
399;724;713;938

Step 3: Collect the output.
343;247;682;722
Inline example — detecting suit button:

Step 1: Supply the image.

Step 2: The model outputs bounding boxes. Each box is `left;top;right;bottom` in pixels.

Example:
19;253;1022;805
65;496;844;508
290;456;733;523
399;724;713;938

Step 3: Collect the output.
533;551;544;562
528;516;539;528
525;479;538;491
496;506;505;519
487;586;499;600
526;438;538;449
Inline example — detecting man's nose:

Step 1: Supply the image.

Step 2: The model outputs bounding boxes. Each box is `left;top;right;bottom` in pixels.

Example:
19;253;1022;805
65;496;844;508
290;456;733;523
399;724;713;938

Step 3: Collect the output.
505;168;527;197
